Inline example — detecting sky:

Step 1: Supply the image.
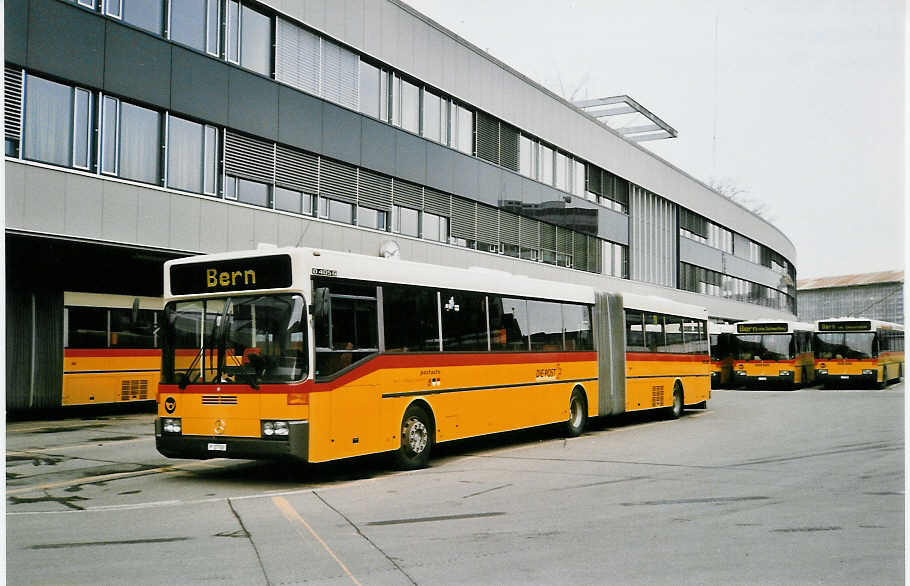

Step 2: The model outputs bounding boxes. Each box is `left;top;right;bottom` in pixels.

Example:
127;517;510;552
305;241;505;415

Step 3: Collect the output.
405;0;905;280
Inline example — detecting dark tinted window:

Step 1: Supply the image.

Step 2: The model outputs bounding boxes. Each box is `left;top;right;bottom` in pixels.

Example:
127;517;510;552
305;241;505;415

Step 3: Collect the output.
66;307;107;349
110;308;158;348
490;296;529;351
383;285;439;352
563;304;593;351
313;280;378;378
643;312;664;352
440;290;488;351
663;315;684;352
625;310;646;352
528;300;563;352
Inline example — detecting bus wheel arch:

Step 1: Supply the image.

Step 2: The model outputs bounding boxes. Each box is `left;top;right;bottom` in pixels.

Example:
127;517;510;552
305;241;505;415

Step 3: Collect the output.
565;386;588;437
393;400;435;470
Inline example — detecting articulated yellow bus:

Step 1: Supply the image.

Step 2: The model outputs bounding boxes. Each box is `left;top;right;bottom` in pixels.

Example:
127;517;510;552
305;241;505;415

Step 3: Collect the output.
709;323;738;388
732;320;816;388
155;247;710;468
814;318;904;389
63;292;163;406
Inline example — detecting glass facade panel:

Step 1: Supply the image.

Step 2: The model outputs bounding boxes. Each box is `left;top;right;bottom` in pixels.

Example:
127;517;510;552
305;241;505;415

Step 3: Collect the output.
237;178;269;207
121;0;164;35
73;88;91;169
359;61;381;118
573;160;585;196
422;212;447;242
240;5;271;75
167;115;204;193
101;96;119;174
400;78;420;134
203;126;217;194
170;0;206;51
24;76;73;167
119;102;160;184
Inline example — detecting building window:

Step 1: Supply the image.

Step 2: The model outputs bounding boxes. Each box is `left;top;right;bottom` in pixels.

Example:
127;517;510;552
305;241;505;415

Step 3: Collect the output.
357;206;388;230
422;89;445;143
101;97;161;185
167;115;216;195
359;61;382;119
392;205;419;237
72;88;93;170
422;212;448;242
225;0;240;63
318;197;354;224
170;0;220;54
519;135;535;179
275;186;312;215
395;76;420;134
239;4;271;76
24;75;76;167
450;103;473;155
106;0;165;35
573;160;585;197
555;151;568;191
603;241;629;279
538;144;553;186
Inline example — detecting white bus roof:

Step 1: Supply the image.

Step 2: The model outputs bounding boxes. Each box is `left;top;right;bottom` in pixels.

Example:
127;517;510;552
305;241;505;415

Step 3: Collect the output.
64;292;163;311
165;247;708;320
816;317;904;332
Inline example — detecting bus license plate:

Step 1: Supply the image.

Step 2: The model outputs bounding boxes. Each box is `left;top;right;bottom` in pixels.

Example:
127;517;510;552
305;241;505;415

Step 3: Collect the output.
207;443;227;452
758;376;767;381
840;375;849;379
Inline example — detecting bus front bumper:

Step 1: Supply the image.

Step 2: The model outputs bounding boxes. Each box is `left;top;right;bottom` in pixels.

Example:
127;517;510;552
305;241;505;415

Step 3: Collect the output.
816;372;877;386
735;371;795;386
155;418;309;461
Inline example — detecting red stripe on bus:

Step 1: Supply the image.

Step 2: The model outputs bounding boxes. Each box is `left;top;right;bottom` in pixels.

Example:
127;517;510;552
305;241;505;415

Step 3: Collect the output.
64;349;162;358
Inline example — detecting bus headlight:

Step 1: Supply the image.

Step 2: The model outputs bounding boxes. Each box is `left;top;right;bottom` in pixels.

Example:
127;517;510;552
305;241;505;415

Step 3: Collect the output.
862;369;875;375
735;370;747;376
778;370;793;376
162;418;182;434
817;370;828;375
262;420;290;439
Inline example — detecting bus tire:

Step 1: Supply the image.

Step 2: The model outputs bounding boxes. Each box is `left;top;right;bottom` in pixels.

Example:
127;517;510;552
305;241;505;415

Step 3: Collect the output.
666;382;683;419
565;389;587;437
393;404;433;470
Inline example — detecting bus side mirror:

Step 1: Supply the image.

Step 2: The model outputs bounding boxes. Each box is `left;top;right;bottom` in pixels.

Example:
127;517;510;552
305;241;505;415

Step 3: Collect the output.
313;288;330;321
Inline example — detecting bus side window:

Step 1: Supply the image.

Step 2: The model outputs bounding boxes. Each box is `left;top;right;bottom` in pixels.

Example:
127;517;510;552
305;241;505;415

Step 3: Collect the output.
313;281;379;379
563;304;593;351
66;306;108;349
643;312;664;353
528;300;563;352
440;289;488;351
664;315;683;353
625;309;646;352
383;284;439;352
490;296;529;351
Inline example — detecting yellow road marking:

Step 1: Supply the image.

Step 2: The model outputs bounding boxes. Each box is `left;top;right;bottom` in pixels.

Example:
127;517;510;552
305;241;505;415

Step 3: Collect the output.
273;496;361;586
6;460;226;496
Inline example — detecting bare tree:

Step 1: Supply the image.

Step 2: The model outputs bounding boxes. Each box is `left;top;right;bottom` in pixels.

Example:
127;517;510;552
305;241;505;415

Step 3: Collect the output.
708;178;775;222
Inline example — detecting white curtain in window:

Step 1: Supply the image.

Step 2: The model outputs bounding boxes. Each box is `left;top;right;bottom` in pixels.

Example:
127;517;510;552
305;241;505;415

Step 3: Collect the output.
24;76;72;167
322;39;359;110
276;18;320;95
119;102;160;184
167;115;204;193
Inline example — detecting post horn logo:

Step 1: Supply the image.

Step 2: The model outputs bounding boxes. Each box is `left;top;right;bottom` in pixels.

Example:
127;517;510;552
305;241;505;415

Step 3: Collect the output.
214;419;226;435
164;397;176;414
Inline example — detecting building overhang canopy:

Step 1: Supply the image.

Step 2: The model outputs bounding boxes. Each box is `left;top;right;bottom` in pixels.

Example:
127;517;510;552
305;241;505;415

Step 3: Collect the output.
574;95;677;142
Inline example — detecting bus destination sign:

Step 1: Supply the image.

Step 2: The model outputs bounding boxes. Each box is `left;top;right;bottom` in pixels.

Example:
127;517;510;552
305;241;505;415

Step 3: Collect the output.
170;254;292;295
737;323;788;334
818;320;872;332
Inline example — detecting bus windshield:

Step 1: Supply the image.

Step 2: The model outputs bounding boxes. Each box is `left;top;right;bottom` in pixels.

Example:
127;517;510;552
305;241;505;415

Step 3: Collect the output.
735;334;792;361
814;332;876;360
161;294;307;386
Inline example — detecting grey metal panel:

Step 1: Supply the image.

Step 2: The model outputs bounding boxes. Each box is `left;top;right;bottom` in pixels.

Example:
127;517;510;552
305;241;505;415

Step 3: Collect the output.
278;85;323;153
597;207;629;246
197;198;229;253
101;182;140;243
452;151;480;204
411;15;430;87
321;102;362;165
360;116;397;176
304;0;327;31
228;67;279;141
171;46;229;126
63;173;101;238
595;291;626;416
724;254;786;290
5;0;28;66
679;237;724;273
104;22;171;109
323;0;345;39
277;214;306;248
227;205;256;251
500;171;522;205
424;141;454;194
395;12;415;74
343;0;366;51
395;131;427;184
137;189;171;249
169;196;202;251
6;162;26;228
27;0;104;88
472;161;500;207
6;285;33;409
362;0;381;55
521;177;544;206
380;1;397;64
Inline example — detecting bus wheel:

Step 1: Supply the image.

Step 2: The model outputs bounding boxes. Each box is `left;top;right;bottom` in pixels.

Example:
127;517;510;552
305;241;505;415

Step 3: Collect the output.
565;389;587;437
393;404;433;470
666;383;683;420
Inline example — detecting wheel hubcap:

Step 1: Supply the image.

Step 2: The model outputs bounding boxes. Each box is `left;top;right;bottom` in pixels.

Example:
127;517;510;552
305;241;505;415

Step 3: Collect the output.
404;418;428;455
570;397;583;428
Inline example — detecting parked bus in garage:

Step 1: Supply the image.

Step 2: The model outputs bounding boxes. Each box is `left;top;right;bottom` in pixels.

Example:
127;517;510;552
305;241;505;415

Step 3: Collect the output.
814;318;904;389
155;247;710;469
64;292;163;406
709;323;738;388
732;320;816;388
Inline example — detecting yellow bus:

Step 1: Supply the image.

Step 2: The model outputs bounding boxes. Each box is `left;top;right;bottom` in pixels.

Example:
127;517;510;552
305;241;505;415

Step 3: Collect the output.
814;318;904;389
708;323;738;388
155;247;710;468
63;292;163;406
732;320;816;388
